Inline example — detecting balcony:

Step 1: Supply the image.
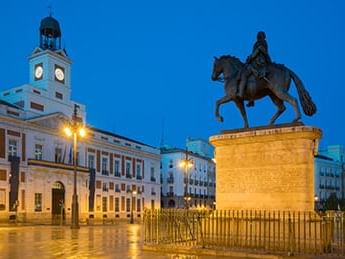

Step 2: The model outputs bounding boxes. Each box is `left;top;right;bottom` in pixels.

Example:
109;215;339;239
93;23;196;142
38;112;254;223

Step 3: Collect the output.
151;191;156;195
204;182;207;187
101;170;109;176
167;177;174;184
114;172;121;177
136;175;142;180
102;187;109;192
126;173;132;179
195;180;199;186
115;188;121;193
189;179;194;185
150;176;156;182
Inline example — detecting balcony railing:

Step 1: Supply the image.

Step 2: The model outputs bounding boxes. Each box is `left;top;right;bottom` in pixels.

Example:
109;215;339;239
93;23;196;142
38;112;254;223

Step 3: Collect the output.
189;179;194;185
114;172;121;177
126;173;132;179
195;180;199;186
101;170;109;176
150;176;156;182
151;191;156;195
136;175;142;180
115;188;121;193
167;177;174;184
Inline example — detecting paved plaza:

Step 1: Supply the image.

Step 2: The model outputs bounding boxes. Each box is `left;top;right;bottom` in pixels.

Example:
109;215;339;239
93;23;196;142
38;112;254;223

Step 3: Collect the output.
0;223;219;259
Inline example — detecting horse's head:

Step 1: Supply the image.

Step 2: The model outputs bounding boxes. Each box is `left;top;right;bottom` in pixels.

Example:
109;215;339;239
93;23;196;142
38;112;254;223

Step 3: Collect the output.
211;55;243;82
211;56;223;81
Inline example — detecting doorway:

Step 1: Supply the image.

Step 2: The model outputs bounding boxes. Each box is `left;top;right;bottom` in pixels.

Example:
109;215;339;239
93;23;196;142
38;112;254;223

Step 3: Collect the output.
52;181;65;222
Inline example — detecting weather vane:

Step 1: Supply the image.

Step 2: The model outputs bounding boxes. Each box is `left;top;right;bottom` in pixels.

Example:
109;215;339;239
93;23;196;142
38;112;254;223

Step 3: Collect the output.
48;4;53;16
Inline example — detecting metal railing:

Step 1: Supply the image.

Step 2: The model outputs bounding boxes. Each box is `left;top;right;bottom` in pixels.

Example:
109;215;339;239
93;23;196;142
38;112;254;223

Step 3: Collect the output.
144;209;345;256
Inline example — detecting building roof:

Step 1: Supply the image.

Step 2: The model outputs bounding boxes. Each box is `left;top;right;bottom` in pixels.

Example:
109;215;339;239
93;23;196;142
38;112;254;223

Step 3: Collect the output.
315;154;334;161
160;147;214;162
0;99;21;109
90;127;156;149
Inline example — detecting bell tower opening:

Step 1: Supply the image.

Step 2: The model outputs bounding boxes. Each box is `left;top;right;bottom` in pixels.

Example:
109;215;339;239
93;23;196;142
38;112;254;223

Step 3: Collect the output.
39;14;62;50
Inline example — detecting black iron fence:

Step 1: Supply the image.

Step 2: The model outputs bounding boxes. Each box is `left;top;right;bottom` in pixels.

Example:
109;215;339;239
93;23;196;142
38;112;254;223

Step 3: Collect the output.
143;209;345;256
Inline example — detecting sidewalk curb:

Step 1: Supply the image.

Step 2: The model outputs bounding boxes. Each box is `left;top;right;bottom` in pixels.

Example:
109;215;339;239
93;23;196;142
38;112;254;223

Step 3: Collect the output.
143;244;284;258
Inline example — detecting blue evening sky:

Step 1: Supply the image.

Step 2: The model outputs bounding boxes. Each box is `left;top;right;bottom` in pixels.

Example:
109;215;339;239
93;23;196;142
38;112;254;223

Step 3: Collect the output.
0;0;344;149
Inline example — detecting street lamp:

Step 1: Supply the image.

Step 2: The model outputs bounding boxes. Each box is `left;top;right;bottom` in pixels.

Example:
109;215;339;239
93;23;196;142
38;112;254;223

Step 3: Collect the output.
130;190;137;224
64;104;87;229
179;148;193;209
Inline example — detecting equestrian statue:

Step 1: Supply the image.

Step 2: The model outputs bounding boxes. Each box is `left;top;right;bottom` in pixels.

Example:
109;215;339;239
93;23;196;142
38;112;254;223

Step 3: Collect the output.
211;31;316;128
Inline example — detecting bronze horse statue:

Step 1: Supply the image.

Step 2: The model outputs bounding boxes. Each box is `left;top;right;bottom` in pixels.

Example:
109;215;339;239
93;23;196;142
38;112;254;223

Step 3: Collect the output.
211;55;316;128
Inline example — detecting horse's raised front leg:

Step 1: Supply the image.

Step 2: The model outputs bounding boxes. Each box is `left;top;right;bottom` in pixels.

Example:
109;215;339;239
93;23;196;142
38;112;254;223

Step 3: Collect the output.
215;96;233;122
235;100;249;128
268;94;286;125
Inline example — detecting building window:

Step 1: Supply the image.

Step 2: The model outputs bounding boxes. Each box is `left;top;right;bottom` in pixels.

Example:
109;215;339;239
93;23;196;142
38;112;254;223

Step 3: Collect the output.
21;190;25;210
136;164;142;179
121;196;125;211
88;154;95;169
137;199;141;212
30;102;44;112
151;200;155;210
96;195;101;211
150;167;156;182
8;139;18;157
55;92;63;100
102;157;108;175
96;180;102;189
121;183;126;191
0;189;6;210
34;193;42;212
114;160;120;176
115;198;120;212
126;198;131;212
109;195;114;211
34;144;43;160
55;148;62;163
0;170;6;181
20;172;25;182
102;182;108;192
102;197;107;212
125;161;131;178
109;182;114;190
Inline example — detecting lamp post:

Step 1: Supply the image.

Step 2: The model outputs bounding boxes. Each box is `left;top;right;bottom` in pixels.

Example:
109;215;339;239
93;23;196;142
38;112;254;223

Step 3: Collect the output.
64;104;86;229
130;190;137;224
179;148;193;209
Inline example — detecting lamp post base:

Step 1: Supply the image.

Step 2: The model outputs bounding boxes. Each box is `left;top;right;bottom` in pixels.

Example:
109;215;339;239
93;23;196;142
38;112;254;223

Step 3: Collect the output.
71;194;79;229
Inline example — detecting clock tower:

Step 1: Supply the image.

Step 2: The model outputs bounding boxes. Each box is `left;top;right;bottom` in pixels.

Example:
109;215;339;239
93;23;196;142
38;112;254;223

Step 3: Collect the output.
29;14;71;99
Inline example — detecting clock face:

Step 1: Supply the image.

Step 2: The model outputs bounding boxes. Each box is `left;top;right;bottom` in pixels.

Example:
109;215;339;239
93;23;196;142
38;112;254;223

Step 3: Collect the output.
55;67;65;82
34;65;43;80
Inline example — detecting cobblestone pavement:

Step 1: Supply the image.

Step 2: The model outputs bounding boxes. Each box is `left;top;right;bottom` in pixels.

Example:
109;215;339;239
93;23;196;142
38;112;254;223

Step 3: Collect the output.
0;223;217;259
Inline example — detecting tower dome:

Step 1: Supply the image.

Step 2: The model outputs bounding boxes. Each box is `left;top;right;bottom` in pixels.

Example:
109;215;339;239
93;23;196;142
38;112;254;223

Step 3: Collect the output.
39;15;62;50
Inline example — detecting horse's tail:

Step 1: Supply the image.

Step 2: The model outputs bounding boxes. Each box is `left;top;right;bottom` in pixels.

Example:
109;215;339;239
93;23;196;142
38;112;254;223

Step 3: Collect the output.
289;69;317;116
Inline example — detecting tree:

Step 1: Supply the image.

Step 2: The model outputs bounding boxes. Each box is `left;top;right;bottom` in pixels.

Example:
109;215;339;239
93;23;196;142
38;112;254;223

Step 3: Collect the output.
324;193;339;211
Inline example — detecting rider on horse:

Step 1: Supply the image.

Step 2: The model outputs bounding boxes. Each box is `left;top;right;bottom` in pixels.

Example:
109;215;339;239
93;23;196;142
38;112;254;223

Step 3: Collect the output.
237;31;272;107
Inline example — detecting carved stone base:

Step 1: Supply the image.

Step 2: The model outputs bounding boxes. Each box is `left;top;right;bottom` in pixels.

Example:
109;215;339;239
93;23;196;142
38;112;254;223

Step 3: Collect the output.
209;125;322;211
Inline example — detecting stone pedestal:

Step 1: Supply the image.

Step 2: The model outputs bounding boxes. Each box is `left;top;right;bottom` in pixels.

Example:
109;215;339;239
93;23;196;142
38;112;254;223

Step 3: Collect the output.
209;124;322;211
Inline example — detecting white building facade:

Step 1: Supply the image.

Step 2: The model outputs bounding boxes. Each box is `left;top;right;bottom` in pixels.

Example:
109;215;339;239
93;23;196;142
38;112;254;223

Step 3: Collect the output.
160;146;215;209
0;15;160;223
314;145;344;202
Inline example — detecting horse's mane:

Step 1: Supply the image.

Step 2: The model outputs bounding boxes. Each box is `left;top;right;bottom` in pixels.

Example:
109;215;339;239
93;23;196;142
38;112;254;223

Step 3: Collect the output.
219;55;243;71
